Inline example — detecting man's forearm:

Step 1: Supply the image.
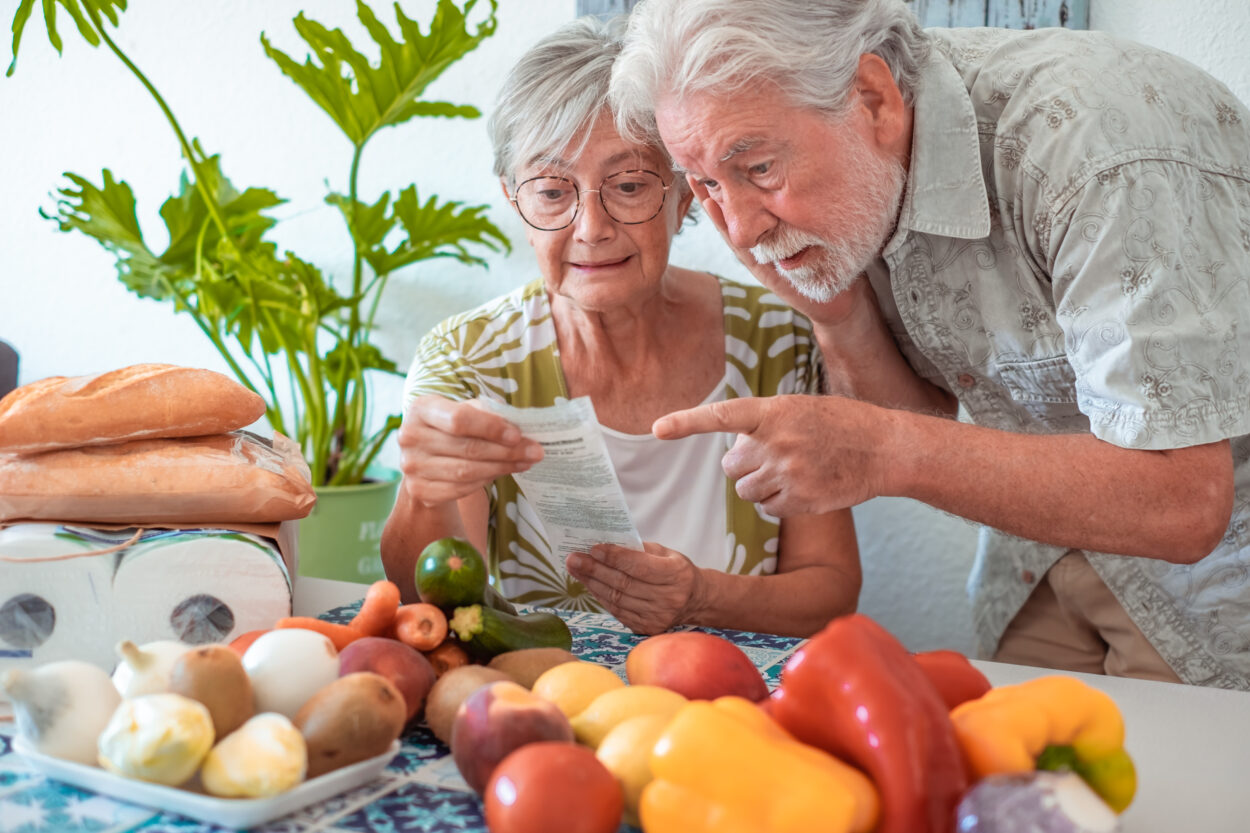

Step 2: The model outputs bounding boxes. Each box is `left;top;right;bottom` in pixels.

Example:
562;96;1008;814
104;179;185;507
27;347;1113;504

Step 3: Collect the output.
808;279;957;415
880;410;1233;562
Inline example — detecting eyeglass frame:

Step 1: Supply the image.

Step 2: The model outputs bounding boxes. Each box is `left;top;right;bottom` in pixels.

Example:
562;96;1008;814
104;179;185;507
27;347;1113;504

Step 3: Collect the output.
508;169;675;231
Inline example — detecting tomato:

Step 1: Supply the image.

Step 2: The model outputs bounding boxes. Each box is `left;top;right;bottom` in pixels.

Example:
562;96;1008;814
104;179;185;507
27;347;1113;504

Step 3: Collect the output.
484;742;623;833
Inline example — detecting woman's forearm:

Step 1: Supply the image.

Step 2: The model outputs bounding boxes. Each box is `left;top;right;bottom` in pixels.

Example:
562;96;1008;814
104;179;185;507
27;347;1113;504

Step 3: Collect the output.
381;494;477;603
688;564;859;637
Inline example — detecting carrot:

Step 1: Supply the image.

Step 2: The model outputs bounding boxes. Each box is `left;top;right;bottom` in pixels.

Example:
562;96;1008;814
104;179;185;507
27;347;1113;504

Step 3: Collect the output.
228;628;270;656
274;617;366;651
349;579;401;636
423;639;470;677
392;603;448;652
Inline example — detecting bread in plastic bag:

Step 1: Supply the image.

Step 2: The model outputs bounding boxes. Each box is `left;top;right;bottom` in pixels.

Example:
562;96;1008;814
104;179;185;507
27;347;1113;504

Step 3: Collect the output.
0;431;315;524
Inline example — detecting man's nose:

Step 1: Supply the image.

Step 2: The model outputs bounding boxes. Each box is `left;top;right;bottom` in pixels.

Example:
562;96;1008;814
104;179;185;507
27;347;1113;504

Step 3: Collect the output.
718;186;773;249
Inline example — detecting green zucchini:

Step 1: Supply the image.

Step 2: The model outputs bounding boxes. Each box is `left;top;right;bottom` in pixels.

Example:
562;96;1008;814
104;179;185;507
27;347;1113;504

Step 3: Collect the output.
415;537;517;615
449;604;573;659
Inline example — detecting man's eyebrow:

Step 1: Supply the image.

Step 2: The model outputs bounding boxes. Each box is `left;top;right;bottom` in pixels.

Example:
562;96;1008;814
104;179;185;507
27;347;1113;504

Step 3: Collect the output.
720;137;764;162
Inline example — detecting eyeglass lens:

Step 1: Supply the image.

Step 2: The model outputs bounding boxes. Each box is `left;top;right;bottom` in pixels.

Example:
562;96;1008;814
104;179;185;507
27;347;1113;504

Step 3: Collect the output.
514;170;667;230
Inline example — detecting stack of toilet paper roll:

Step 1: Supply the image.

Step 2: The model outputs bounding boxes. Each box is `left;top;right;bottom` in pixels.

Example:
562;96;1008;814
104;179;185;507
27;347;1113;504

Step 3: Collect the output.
0;523;296;717
0;365;317;717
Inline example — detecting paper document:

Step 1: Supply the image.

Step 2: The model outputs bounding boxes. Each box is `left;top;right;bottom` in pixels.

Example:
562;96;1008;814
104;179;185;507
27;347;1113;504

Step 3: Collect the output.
481;396;644;566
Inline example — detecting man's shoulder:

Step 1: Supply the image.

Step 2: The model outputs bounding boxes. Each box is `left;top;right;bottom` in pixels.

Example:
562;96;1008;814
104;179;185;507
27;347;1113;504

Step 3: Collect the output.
926;27;1250;203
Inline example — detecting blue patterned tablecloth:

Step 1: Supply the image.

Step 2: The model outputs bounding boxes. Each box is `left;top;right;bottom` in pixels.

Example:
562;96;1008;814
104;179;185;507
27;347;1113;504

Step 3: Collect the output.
0;608;804;833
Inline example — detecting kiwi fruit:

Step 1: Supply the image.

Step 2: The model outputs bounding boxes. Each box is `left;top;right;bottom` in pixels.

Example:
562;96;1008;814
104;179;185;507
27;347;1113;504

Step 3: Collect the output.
168;644;255;738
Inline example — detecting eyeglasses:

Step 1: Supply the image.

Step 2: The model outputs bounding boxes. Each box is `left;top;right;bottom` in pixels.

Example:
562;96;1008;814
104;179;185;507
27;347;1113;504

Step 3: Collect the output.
510;169;673;231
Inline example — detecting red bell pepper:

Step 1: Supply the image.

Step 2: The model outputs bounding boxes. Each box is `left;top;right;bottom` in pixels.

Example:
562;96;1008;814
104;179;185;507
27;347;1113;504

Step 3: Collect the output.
768;614;967;833
913;649;992;710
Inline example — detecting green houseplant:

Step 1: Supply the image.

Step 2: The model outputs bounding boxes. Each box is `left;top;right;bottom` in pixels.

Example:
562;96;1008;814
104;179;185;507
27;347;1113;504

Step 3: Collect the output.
6;0;509;492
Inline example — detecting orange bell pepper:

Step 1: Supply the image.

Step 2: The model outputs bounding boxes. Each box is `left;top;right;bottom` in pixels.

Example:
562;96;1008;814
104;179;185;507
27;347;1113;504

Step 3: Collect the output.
950;675;1136;813
639;696;878;833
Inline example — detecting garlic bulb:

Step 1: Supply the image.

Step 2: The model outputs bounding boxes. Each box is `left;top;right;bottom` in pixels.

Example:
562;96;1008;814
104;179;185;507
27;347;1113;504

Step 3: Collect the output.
97;693;215;786
111;640;192;698
201;713;308;797
2;661;121;765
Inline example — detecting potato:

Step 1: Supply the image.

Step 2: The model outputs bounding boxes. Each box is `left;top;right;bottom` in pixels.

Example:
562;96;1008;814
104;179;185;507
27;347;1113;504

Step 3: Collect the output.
487;647;579;689
293;672;405;778
423;665;511;745
338;637;437;724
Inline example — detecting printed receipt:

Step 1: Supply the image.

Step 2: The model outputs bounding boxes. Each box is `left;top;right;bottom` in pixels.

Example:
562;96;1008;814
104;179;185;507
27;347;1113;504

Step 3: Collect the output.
481;396;644;566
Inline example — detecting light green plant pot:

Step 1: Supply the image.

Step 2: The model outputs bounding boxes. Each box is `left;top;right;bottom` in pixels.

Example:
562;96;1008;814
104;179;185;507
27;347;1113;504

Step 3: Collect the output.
296;467;400;583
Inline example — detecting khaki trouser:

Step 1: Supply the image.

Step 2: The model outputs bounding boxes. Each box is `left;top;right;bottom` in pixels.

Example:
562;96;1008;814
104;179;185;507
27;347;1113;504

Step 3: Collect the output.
993;551;1183;683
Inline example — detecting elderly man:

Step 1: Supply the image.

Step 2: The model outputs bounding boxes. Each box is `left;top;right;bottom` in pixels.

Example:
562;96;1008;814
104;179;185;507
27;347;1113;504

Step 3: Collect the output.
611;0;1250;688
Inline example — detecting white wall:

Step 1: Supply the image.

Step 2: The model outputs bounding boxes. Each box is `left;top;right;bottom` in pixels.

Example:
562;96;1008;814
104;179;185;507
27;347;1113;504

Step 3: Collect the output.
3;0;1248;653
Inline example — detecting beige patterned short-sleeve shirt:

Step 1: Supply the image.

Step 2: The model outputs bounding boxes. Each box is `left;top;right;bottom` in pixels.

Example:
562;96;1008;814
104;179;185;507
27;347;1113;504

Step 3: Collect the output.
403;277;820;611
878;27;1250;687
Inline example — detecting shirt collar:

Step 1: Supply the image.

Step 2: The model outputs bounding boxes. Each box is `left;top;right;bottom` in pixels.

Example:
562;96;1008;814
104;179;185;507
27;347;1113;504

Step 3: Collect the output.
888;44;991;250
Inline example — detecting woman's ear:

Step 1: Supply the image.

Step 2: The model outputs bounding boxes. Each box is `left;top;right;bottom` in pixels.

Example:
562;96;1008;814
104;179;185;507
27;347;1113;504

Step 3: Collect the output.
500;177;518;213
673;185;696;232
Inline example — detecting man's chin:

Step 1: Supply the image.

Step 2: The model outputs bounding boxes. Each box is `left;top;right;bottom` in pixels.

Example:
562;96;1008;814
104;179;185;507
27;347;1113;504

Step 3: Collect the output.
780;267;843;303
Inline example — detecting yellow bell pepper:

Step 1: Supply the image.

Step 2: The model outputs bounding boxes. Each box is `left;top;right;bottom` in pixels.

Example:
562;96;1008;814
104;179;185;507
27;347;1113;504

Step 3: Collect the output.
639;696;878;833
949;675;1136;813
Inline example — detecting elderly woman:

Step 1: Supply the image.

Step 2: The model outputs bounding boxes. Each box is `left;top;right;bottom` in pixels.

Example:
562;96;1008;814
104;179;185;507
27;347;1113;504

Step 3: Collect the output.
380;15;860;637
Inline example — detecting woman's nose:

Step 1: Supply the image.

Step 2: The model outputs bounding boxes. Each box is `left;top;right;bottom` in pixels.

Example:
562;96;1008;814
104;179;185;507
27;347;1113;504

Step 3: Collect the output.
573;190;614;242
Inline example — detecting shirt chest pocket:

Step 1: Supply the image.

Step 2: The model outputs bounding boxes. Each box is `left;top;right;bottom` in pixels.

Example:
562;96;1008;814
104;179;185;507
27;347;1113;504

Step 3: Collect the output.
996;355;1079;404
993;355;1089;431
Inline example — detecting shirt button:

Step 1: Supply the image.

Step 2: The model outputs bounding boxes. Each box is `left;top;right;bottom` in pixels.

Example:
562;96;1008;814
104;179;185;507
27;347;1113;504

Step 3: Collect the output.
1022;570;1036;584
957;373;976;388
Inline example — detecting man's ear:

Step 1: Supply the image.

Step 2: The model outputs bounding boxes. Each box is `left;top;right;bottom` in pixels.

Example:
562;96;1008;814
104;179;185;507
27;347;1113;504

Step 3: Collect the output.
854;53;910;153
499;177;514;206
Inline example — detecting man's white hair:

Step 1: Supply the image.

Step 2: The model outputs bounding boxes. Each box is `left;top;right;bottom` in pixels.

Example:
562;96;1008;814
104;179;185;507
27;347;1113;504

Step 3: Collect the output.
610;0;930;146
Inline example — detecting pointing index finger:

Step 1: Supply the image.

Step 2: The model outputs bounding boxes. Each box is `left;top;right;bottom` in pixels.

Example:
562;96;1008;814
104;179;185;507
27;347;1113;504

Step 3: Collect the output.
652;398;765;440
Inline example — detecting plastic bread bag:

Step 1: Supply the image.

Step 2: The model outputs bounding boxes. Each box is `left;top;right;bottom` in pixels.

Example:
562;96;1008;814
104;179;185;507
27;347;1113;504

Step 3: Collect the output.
0;431;315;524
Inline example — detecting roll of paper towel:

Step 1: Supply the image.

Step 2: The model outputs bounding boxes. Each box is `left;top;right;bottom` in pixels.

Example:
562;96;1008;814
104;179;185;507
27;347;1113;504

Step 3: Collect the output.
0;523;121;702
111;528;292;647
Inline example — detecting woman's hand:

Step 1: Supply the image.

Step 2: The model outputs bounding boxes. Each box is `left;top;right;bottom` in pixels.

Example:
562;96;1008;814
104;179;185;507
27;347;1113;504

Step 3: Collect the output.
566;542;706;635
397;395;543;506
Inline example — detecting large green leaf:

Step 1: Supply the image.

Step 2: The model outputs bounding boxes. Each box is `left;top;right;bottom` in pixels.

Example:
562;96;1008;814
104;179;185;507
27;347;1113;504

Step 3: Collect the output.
45;169;177;299
324;340;399;377
260;0;497;147
326;191;395;257
7;0;127;76
365;184;509;275
158;153;284;267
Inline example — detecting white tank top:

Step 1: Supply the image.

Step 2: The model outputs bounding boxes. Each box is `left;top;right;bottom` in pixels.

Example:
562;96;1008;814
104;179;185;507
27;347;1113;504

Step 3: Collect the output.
598;379;730;570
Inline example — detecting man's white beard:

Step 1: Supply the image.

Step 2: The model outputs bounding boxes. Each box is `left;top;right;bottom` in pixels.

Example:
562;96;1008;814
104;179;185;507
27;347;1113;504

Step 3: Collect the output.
750;139;906;302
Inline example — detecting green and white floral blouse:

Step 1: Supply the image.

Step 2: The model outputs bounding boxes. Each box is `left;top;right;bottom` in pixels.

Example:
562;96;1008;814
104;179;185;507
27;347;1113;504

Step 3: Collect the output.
403;277;820;610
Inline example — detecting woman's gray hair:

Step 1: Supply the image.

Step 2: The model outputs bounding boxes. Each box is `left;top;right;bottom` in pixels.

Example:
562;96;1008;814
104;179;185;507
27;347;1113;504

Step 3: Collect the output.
611;0;931;145
489;14;686;196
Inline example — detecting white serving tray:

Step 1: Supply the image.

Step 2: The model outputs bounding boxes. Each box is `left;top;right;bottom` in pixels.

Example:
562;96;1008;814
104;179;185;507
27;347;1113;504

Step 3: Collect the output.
14;737;400;829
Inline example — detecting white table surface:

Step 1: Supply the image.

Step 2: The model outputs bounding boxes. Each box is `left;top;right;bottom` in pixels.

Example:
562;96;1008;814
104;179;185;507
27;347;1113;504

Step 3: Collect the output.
974;660;1250;832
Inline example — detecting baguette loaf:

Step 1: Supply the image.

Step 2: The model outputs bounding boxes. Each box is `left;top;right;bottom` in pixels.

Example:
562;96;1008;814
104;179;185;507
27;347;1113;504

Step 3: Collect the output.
0;364;267;454
0;431;316;524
